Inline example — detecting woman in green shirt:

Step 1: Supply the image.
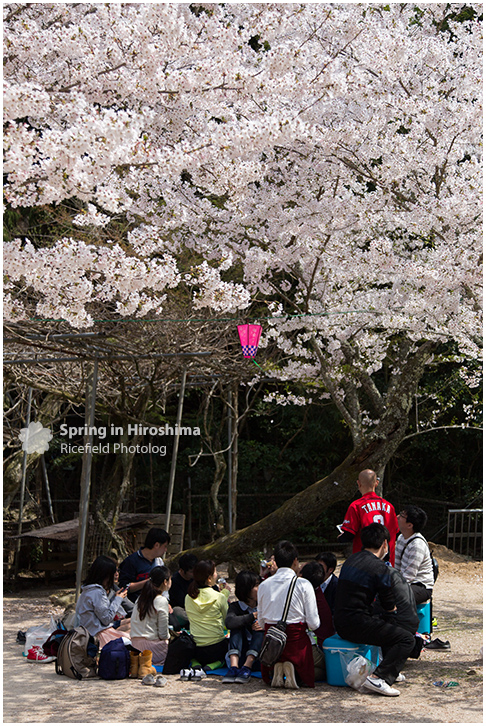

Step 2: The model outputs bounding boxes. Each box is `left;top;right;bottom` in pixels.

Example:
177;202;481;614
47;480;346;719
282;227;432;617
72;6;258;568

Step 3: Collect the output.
185;560;230;667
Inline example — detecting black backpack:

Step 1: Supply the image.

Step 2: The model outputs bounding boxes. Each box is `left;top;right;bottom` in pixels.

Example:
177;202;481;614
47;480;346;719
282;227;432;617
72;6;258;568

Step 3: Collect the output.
162;630;196;674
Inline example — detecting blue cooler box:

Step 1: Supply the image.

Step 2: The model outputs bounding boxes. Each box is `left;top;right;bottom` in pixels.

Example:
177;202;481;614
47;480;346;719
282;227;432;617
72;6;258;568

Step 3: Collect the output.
323;634;381;687
416;601;432;634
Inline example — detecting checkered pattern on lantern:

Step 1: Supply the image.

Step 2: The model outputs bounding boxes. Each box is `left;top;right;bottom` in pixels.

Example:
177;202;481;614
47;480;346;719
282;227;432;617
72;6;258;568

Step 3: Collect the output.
242;345;258;358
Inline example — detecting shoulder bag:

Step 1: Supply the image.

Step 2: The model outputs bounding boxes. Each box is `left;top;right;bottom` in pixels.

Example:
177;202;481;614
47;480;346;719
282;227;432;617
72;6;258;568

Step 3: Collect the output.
258;576;298;668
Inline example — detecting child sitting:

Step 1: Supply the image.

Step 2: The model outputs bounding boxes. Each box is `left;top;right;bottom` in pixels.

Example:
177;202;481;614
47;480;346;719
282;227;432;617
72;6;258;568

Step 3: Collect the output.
222;570;264;684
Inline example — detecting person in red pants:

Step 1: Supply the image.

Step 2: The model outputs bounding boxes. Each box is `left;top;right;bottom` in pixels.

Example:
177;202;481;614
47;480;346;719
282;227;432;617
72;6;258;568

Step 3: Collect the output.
257;540;320;689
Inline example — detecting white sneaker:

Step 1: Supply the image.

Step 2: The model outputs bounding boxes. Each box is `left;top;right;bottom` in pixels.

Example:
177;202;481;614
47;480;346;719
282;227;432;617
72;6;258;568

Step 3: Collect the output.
282;661;299;689
362;676;400;696
271;662;284;688
395;673;406;683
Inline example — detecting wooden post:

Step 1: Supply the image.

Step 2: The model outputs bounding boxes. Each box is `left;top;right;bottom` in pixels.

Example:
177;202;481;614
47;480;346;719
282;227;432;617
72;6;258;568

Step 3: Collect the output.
41;455;55;524
76;359;99;600
230;382;238;534
14;387;33;575
227;389;233;534
165;368;187;533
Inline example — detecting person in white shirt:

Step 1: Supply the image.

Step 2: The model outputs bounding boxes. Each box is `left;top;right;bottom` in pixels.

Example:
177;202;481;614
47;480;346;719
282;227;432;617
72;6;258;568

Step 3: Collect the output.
257;540;320;689
395;505;434;604
131;566;171;668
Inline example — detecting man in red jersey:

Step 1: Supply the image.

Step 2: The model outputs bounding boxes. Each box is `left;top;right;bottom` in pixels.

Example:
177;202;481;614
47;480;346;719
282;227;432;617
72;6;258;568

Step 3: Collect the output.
338;470;400;565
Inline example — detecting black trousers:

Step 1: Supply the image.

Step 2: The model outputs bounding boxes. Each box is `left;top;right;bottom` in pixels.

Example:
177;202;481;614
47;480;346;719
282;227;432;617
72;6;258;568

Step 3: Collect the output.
336;616;416;686
411;583;433;605
194;638;228;667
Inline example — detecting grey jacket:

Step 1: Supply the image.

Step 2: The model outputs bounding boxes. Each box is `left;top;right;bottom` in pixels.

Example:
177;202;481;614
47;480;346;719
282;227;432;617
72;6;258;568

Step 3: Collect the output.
75;584;124;637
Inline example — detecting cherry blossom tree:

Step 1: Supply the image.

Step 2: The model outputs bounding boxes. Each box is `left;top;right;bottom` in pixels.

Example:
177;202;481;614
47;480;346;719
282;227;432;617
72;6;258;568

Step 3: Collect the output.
4;3;482;559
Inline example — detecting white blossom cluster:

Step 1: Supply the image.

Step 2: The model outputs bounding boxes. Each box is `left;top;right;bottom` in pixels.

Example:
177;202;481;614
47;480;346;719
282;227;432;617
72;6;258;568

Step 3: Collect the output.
263;392;312;407
3;3;482;402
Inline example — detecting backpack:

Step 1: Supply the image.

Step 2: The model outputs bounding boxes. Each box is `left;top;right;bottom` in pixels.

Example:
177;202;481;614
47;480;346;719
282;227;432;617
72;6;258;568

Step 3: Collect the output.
55;626;98;680
42;628;68;657
98;639;130;680
431;556;439;583
162;630;197;674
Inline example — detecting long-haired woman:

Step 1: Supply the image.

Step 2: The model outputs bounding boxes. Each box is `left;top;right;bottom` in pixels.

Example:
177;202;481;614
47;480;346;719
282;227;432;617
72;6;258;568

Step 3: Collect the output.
130;565;172;665
75;555;131;647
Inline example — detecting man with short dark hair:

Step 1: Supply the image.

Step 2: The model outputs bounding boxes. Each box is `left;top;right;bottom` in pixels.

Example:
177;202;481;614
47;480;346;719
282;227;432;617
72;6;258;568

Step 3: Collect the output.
395;505;434;604
168;553;198;629
118;527;171;602
338;469;400;564
257;540;320;689
316;551;338;614
334;523;416;697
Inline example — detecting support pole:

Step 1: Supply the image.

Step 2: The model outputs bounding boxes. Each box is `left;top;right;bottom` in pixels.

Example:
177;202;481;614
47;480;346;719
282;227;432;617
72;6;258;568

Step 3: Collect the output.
41;455;55;524
165;368;187;533
76;359;99;599
187;476;193;547
14;387;33;575
227;389;233;534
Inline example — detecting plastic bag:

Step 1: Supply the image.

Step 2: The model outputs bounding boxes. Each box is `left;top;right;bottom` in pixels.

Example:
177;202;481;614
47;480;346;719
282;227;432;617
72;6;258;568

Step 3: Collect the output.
342;654;375;690
23;615;58;656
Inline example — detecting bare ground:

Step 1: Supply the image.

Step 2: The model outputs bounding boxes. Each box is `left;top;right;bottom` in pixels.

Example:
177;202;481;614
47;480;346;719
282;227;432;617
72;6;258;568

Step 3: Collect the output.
2;546;483;724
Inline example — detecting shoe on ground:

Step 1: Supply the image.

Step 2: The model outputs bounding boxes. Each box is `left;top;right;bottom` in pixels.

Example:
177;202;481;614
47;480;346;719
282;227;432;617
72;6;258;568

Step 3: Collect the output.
16;631;26;644
141;673;156;685
282;661;299;690
180;668;192;681
395;673;406;683
424;638;451;651
154;675;167;688
192;667;206;679
271;662;284;688
362;676;400;696
26;646;55;663
234;665;252;683
222;666;239;683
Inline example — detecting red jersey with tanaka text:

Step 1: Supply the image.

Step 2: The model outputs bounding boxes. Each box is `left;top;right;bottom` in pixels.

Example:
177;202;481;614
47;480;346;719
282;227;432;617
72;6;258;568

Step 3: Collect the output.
341;492;400;565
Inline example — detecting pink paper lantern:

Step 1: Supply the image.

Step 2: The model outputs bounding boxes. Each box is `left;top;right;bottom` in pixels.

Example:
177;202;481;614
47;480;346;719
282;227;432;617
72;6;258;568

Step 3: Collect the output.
238;324;262;358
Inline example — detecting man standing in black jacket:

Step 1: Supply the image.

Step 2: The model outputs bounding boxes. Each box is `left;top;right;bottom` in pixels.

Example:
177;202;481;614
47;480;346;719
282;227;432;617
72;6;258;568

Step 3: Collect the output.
334;523;416;697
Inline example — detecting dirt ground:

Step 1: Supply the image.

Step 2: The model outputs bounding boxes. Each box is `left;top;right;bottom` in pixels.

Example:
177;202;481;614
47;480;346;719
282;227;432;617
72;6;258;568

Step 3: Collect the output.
2;545;483;724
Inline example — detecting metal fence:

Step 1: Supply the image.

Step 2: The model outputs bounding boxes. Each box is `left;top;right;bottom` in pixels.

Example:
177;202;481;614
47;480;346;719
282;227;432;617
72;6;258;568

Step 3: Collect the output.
447;509;483;559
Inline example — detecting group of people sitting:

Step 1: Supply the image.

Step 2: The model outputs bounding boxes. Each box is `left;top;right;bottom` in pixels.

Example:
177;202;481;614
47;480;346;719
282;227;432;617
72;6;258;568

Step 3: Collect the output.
75;470;436;697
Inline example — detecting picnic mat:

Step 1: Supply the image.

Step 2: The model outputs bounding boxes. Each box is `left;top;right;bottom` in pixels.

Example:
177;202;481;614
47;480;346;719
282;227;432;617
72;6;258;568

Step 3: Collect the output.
155;664;262;678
